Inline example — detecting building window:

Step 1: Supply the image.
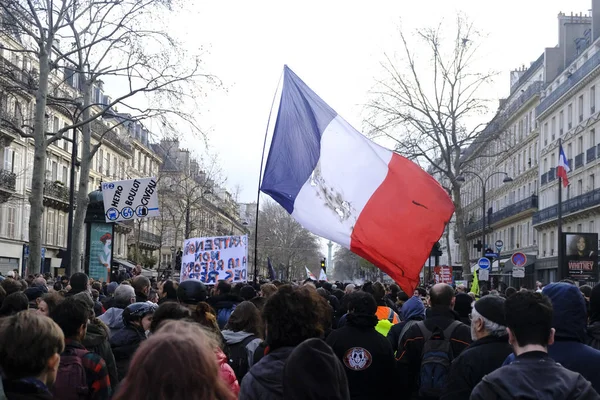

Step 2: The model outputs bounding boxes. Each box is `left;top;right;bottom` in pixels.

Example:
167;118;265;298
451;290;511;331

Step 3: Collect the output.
551;116;556;140
579;95;584;122
577;223;583;232
57;212;65;247
544;123;549;145
590;220;595;233
578;179;583;196
591;129;596;149
47;210;55;245
568;103;573;129
559;110;564;135
592;86;596;114
7;206;15;239
23;205;30;241
590;174;595;191
550;231;555;256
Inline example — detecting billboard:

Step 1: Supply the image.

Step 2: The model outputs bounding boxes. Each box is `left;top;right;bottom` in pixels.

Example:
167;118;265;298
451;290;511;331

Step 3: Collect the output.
101;178;159;222
563;233;598;279
88;222;113;282
181;235;248;284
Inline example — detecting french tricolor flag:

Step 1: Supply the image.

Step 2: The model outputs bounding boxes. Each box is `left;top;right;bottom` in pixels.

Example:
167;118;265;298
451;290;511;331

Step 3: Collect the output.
557;144;570;188
261;67;455;293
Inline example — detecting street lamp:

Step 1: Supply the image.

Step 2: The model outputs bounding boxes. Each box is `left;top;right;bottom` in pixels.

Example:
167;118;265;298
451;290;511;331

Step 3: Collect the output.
456;171;513;260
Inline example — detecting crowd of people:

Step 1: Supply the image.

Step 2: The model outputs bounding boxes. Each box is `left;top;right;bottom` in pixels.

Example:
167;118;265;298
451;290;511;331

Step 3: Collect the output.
1;270;600;399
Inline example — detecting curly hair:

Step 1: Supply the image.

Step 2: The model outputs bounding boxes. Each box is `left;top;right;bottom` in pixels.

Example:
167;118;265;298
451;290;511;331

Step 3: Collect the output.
263;285;329;350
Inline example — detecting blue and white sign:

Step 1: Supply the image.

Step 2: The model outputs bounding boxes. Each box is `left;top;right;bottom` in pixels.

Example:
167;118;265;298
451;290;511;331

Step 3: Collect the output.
41;247;46;259
485;251;499;258
495;240;504;252
101;177;159;223
478;257;491;270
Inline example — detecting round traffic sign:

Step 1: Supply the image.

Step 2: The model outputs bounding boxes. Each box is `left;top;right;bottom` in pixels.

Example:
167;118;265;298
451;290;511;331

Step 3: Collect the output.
511;252;527;267
495;240;504;250
478;257;491;270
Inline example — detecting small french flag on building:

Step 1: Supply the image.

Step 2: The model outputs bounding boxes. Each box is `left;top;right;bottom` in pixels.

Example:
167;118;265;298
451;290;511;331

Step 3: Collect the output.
557;144;570;188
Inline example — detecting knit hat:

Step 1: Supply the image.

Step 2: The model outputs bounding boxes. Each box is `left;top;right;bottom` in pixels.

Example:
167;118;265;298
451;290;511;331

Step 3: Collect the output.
473;295;506;326
283;338;350;400
107;281;119;295
454;293;473;319
240;285;257;301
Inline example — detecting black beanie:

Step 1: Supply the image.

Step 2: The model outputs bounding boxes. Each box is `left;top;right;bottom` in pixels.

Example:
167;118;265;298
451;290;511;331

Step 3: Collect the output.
240;285;257;301
283;338;350;400
474;295;506;326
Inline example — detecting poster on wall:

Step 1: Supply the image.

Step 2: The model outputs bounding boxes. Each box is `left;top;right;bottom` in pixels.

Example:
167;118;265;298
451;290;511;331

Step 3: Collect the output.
563;232;598;279
88;223;113;282
433;266;453;284
180;235;248;284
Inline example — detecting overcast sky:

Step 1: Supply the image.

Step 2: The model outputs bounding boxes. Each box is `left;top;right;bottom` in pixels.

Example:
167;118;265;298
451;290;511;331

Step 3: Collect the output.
160;0;591;203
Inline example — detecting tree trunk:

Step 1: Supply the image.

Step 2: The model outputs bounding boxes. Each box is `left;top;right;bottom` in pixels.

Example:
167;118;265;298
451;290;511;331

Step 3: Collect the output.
445;221;453;267
70;79;93;272
453;181;470;277
27;49;51;275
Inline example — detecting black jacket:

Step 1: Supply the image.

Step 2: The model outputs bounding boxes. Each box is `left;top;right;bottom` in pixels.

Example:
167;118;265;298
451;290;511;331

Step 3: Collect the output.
3;379;54;400
396;306;471;399
471;351;599;400
135;292;148;303
441;334;512;400
326;314;395;400
587;322;600;351
239;346;294;400
109;325;146;381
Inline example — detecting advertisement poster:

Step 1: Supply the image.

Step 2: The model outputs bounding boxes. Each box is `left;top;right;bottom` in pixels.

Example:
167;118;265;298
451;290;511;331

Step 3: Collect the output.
433;266;453;284
101;177;159;222
181;235;248;284
89;223;113;282
564;233;598;278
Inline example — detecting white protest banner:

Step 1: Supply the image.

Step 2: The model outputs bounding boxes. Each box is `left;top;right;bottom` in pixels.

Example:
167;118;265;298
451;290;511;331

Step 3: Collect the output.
181;235;248;284
102;177;159;223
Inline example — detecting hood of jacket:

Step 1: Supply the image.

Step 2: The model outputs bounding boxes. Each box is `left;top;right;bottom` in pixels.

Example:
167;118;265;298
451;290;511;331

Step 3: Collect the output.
98;307;125;330
543;283;587;342
84;319;110;347
209;294;243;309
110;325;145;348
222;329;254;345
246;347;294;394
401;296;426;321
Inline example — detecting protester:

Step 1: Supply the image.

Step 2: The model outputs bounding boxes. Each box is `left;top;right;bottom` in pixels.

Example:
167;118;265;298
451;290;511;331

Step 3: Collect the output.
283;338;350;400
240;285;258;301
36;292;64;317
344;284;355;295
471;291;598;399
387;295;426;355
326;291;395;399
64;272;89;296
442;295;512;400
207;280;243;329
239;285;329;400
0;311;64;400
453;293;472;325
113;320;236;400
0;292;29;317
132;276;151;303
102;281;118;309
260;283;278;298
222;301;263;380
149;302;192;333
157;279;178;304
177;279;208;306
50;297;112;399
587;284;600;349
396;283;471;399
99;284;136;337
1;278;23;296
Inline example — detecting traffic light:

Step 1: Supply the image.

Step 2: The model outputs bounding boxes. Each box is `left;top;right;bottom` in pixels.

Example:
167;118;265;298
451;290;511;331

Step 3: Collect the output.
321;258;326;273
430;242;443;257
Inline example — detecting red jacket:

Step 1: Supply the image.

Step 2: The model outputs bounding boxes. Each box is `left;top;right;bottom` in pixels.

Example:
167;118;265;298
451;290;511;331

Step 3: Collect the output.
216;348;240;396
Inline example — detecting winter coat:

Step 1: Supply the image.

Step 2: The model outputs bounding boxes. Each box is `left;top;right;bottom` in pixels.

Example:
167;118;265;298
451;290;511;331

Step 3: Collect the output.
207;294;243;329
326;314;395;400
396;306;471;398
471;351;599;400
387;296;426;354
109;325;146;382
222;329;262;380
239;346;295;400
216;348;240;397
504;283;600;393
441;334;512;400
83;318;119;391
586;321;600;351
98;307;125;337
2;378;54;400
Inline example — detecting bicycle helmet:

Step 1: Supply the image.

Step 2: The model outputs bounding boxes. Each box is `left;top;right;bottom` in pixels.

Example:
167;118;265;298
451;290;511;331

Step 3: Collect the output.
177;279;208;305
122;302;158;327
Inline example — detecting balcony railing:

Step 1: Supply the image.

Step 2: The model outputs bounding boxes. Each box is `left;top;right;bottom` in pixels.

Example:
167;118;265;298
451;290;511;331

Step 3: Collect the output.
575;153;584;169
43;180;70;203
548;168;556;182
537;50;600;116
587;146;597;163
541;172;548;185
533;187;600;225
130;229;161;248
0;169;16;192
465;195;538;234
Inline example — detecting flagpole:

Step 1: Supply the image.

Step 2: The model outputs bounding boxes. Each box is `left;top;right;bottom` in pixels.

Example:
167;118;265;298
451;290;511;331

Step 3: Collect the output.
253;70;284;284
557;138;563;282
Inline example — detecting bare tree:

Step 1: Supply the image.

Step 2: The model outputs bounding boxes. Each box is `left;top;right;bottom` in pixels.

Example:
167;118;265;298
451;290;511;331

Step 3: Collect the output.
256;200;321;281
366;15;497;276
0;0;215;272
333;247;379;283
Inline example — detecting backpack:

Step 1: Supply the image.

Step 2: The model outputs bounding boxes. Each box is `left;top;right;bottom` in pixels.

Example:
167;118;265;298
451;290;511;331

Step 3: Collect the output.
52;348;90;400
397;320;419;353
216;304;237;329
416;320;461;398
224;335;256;380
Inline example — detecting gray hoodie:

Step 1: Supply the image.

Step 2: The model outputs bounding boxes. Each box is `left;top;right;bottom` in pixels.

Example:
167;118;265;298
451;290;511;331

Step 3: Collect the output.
222;329;262;368
98;307;125;337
